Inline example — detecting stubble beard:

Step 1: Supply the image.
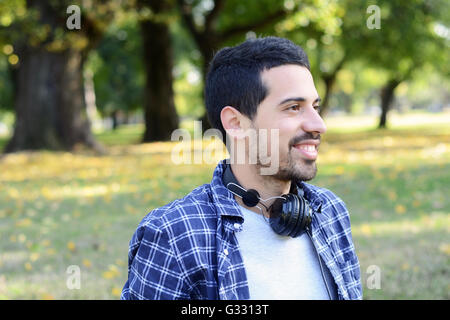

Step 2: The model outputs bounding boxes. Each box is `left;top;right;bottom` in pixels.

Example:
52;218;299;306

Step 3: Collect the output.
249;122;319;182
256;147;318;182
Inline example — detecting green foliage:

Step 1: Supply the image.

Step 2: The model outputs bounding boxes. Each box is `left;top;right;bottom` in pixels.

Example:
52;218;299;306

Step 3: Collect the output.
173;59;203;118
0;0;448;130
88;18;144;116
342;0;449;78
171;18;204;117
0;56;13;111
216;0;289;37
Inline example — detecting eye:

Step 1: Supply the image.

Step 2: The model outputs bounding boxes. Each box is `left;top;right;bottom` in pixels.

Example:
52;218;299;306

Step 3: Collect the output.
314;105;321;113
287;104;301;111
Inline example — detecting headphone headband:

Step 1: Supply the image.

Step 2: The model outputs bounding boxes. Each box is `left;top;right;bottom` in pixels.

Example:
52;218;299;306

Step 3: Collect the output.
222;163;312;238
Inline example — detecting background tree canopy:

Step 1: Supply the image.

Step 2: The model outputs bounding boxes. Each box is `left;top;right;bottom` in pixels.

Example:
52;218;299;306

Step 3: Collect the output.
0;0;448;151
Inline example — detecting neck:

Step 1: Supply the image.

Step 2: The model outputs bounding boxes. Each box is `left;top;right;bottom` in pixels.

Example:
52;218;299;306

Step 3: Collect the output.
230;162;291;217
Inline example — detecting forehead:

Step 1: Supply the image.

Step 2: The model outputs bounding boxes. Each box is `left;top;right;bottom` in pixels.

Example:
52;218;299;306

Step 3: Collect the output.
260;64;318;103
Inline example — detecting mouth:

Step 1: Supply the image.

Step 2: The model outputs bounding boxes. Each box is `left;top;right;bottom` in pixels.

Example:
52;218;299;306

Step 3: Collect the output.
292;140;319;160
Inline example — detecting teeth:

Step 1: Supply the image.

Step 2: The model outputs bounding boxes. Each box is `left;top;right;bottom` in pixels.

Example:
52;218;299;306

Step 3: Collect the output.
298;144;315;152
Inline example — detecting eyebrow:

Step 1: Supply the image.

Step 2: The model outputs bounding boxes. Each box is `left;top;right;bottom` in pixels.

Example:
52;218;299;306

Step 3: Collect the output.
278;96;321;106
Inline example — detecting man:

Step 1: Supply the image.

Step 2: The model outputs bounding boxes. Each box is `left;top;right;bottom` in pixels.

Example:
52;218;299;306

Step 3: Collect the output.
121;36;362;300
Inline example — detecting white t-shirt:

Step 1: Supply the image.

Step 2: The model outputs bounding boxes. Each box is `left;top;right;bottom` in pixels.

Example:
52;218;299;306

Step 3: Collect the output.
235;205;334;300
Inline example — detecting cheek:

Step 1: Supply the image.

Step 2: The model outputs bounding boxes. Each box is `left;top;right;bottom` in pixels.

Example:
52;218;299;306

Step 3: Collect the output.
276;120;297;148
265;128;292;158
254;117;296;154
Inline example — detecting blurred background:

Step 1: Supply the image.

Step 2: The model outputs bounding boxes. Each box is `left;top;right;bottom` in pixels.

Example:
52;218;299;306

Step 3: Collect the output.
0;0;449;299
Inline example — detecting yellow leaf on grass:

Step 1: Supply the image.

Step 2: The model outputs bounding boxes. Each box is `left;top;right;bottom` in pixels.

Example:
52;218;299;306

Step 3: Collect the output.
395;204;406;214
102;265;120;279
83;259;92;268
334;166;345;175
67;241;76;252
102;271;114;279
439;243;450;256
41;293;55;300
111;287;121;297
18;234;26;243
30;253;40;262
360;224;372;236
388;191;397;201
15;218;32;227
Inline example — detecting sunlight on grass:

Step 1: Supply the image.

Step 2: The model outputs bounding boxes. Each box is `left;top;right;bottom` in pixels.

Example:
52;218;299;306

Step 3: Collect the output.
324;110;450;132
353;211;449;237
0;112;449;299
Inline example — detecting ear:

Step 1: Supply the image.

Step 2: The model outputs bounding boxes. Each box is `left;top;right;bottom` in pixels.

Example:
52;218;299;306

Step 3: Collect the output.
220;106;251;139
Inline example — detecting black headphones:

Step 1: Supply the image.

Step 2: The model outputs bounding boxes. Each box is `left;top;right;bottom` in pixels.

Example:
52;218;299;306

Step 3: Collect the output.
222;163;313;238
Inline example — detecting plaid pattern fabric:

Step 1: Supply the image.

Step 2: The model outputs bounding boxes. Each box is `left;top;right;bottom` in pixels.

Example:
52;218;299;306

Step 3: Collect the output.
121;159;363;300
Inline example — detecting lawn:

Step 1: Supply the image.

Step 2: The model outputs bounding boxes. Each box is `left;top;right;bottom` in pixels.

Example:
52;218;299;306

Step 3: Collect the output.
0;112;449;299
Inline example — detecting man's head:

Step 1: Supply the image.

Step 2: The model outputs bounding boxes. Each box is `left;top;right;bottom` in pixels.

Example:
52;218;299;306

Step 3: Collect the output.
205;36;326;182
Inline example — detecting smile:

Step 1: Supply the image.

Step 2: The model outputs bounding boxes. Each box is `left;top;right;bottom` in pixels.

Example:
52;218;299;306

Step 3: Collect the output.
292;142;319;160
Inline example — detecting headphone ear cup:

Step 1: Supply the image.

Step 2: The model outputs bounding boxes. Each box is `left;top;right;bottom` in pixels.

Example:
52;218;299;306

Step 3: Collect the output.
268;196;290;236
284;193;300;237
268;194;299;236
289;195;306;237
291;196;313;237
269;193;311;238
289;194;302;238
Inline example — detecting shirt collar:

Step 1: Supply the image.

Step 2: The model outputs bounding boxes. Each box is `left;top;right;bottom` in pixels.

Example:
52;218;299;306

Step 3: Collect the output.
296;181;324;213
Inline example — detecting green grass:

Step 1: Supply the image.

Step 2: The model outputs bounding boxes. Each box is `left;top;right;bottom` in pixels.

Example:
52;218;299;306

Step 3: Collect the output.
0;112;449;299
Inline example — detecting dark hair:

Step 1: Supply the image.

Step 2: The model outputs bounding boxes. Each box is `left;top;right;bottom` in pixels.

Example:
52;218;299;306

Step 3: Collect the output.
205;36;310;144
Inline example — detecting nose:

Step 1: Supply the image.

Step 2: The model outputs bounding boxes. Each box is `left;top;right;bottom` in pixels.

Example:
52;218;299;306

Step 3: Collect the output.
301;106;327;136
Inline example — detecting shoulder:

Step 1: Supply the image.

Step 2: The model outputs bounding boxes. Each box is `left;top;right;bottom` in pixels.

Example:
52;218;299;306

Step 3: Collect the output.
302;182;348;213
132;183;217;245
302;182;354;237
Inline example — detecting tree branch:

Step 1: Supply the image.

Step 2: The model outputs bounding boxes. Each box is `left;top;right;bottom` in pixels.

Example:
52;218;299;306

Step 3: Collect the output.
176;0;203;46
204;0;225;32
220;8;288;42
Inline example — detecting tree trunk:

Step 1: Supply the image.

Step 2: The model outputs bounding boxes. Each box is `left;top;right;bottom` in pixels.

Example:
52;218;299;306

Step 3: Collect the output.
319;75;336;117
378;78;401;129
140;2;179;142
198;40;218;132
111;110;119;131
318;52;346;117
4;0;103;153
4;47;103;153
177;0;289;133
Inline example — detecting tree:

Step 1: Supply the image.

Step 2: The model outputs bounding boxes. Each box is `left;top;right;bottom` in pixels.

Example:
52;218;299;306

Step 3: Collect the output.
138;0;179;142
90;15;145;130
342;0;449;128
176;0;295;130
0;0;120;153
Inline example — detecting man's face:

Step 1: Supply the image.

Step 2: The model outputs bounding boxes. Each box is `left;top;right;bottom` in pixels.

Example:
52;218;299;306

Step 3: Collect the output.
250;64;327;182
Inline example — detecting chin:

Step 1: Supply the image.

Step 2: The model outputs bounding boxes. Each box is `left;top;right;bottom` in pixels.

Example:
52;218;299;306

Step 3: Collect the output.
255;153;318;181
270;161;317;182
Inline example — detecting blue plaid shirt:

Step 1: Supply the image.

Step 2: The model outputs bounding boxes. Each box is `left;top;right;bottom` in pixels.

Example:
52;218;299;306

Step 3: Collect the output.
121;160;363;300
